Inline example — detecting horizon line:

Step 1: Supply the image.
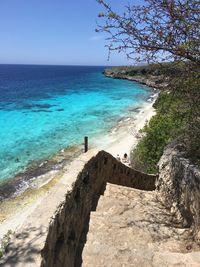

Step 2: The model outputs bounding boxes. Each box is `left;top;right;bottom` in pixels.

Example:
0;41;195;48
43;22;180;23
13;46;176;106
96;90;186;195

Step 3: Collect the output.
0;63;134;67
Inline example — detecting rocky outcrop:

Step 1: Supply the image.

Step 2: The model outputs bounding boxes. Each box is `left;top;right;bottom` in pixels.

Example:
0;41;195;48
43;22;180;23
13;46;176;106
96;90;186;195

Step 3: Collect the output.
103;69;169;89
41;151;156;267
157;142;200;240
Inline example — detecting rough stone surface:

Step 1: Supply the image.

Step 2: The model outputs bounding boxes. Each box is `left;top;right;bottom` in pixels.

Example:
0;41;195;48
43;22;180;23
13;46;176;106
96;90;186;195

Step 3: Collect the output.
103;69;169;89
40;151;156;267
82;183;200;267
157;142;200;240
2;146;200;266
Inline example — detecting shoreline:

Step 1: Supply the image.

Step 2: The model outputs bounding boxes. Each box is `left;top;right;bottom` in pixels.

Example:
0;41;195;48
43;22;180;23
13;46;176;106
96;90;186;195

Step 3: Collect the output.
91;97;157;156
103;68;167;90
0;145;83;201
0;94;157;242
0;88;157;202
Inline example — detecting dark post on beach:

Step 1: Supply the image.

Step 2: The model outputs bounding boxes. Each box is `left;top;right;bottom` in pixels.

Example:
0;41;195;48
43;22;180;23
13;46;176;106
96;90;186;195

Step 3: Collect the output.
84;136;88;153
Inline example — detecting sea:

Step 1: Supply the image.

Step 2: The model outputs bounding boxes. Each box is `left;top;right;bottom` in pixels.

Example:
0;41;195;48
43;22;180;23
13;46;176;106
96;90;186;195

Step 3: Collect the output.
0;64;153;199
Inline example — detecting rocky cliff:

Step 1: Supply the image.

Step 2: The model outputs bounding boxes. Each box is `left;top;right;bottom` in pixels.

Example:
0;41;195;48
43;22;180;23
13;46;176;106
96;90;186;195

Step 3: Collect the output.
157;142;200;240
103;68;169;89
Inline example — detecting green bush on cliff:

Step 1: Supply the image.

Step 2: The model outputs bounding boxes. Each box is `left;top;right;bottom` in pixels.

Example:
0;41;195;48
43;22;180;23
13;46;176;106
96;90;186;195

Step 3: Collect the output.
131;91;187;174
131;68;200;173
131;114;184;173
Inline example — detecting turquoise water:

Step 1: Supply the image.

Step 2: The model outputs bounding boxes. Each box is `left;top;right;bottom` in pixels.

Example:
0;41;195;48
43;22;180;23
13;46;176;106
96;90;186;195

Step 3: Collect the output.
0;65;152;185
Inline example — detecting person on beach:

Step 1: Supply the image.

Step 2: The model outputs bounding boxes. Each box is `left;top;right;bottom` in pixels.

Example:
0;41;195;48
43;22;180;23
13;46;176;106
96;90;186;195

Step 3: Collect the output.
122;153;130;165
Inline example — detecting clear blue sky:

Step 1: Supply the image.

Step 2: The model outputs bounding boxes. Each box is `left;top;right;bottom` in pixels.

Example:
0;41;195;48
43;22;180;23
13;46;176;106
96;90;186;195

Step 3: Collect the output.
0;0;142;66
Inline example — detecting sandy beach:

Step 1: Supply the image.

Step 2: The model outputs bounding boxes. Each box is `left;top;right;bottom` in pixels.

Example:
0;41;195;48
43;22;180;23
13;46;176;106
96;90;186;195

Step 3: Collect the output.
0;97;156;265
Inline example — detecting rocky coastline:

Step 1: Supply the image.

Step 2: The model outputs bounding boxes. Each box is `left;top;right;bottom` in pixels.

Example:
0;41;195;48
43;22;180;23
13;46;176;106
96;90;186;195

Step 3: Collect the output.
103;68;169;90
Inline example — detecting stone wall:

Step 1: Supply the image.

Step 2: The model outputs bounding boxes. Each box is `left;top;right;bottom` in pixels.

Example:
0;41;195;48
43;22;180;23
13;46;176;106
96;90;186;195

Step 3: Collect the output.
157;142;200;240
41;150;156;267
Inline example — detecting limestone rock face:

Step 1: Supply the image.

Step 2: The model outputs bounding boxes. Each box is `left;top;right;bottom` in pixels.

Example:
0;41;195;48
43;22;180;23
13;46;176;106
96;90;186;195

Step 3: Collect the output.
157;142;200;240
103;69;169;89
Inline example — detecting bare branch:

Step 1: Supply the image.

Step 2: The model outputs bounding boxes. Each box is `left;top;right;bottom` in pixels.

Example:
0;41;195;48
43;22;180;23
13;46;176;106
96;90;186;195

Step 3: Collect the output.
96;0;200;65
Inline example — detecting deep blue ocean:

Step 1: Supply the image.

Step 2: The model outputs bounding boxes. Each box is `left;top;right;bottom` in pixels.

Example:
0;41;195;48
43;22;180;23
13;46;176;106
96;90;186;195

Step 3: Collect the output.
0;64;152;185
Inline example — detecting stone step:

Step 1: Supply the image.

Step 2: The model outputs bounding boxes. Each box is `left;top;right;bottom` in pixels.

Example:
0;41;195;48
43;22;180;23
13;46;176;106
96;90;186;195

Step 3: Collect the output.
82;183;200;267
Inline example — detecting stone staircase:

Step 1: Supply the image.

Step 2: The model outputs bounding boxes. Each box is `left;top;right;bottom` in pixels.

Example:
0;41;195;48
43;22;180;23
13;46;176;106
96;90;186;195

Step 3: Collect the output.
82;183;200;267
2;150;199;267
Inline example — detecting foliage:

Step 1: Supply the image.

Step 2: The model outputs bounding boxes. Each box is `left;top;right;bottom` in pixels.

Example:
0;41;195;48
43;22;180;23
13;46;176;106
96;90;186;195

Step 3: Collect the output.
131;90;187;173
173;70;200;160
97;0;200;65
131;64;200;173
